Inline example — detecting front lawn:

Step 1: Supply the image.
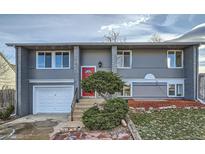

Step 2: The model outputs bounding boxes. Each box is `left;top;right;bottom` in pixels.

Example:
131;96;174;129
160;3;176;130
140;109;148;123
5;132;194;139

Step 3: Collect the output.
129;109;205;140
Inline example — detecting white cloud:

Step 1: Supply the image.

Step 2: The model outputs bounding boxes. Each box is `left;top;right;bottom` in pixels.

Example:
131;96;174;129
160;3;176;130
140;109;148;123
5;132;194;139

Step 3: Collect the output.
99;15;150;32
192;23;205;30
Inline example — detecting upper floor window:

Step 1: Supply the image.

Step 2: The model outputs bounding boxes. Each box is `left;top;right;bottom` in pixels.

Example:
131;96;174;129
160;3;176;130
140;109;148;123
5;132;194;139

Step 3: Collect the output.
37;52;52;68
167;50;183;68
36;51;70;69
117;50;132;68
55;52;70;68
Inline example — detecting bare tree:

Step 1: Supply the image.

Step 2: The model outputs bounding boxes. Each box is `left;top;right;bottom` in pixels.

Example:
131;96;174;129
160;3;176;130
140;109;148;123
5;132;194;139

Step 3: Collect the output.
150;33;163;42
104;29;126;42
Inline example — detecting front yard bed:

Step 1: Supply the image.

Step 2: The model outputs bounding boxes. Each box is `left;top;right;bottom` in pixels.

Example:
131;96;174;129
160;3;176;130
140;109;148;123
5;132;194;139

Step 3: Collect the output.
129;109;205;140
52;126;132;140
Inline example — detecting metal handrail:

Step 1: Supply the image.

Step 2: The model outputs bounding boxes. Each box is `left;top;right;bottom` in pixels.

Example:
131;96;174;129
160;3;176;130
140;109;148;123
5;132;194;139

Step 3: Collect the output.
71;88;78;121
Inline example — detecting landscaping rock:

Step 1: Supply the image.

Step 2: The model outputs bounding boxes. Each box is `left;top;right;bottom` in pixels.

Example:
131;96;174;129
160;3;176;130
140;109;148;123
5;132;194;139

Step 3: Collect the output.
135;107;145;111
89;132;101;138
158;105;176;110
149;107;154;110
98;133;111;138
118;133;130;140
51;126;132;140
121;119;127;127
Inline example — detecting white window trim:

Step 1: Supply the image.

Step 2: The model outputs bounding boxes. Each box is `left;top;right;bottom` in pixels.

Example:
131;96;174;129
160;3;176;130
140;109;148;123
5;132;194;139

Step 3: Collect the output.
118;82;133;97
117;50;132;69
54;51;71;69
36;50;71;69
167;81;184;97
167;50;183;69
29;79;74;83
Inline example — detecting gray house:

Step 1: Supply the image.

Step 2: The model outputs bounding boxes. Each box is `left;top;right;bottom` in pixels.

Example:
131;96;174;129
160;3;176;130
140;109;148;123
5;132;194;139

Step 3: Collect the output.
7;42;200;116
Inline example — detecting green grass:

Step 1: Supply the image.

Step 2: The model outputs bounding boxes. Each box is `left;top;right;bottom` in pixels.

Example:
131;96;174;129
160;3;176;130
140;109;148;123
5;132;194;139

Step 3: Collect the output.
129;109;205;140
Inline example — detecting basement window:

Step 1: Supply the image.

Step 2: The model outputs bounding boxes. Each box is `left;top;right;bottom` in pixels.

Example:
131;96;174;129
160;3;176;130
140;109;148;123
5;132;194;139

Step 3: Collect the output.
168;83;184;97
118;83;132;97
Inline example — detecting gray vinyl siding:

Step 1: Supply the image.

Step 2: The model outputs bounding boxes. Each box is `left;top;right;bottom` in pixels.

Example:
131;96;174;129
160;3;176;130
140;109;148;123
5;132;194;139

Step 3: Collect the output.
17;47;29;116
15;44;199;116
117;49;184;78
80;49;112;72
132;82;167;98
28;50;74;79
79;49;112;97
184;46;198;100
28;82;74;114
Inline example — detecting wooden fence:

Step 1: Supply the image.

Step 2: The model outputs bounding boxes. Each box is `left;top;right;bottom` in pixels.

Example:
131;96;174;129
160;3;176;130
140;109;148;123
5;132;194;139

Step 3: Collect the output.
0;88;16;108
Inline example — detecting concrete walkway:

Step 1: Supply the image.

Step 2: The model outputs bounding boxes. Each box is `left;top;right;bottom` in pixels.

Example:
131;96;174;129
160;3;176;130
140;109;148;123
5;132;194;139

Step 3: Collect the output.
3;114;68;125
0;114;69;140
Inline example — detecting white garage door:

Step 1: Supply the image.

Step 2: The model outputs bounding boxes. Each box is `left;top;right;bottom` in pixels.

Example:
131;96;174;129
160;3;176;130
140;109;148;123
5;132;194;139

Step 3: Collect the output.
33;85;74;114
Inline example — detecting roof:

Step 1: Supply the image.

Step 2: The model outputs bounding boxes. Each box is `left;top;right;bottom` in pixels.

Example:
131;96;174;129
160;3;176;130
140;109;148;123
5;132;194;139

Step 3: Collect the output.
6;42;202;50
6;42;202;47
0;52;16;72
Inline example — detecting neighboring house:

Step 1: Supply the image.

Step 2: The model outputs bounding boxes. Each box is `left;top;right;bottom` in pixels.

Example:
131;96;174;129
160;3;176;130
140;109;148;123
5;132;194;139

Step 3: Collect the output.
0;52;16;89
7;42;200;116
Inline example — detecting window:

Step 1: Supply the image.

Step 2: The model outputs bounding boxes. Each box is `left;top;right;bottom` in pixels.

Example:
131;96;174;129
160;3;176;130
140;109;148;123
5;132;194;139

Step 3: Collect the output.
119;83;132;97
176;84;183;96
36;51;70;69
55;52;70;68
37;52;52;68
117;50;132;68
168;84;175;96
167;50;183;68
168;83;184;97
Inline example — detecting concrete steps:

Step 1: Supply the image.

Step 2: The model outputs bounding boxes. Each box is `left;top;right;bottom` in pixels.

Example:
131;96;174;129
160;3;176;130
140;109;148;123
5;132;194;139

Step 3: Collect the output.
71;98;105;121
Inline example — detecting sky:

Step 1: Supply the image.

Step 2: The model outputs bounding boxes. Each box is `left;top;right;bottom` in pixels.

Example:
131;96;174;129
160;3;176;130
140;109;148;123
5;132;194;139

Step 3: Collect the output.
1;14;205;69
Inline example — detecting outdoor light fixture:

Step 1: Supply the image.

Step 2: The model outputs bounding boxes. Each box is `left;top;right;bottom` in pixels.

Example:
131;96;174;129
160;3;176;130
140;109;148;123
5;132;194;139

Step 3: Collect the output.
98;61;102;68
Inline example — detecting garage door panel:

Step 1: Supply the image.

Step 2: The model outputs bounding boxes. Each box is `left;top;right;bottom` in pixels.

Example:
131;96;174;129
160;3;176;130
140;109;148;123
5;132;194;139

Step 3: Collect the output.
33;86;74;114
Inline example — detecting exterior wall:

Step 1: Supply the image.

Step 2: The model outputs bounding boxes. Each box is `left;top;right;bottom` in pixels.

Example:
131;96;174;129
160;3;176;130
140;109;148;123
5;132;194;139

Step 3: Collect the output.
74;46;80;98
17;47;29;116
112;46;117;73
132;82;167;98
184;46;198;100
28;82;74;114
80;48;112;97
117;48;184;78
16;44;198;116
28;50;74;79
80;49;112;72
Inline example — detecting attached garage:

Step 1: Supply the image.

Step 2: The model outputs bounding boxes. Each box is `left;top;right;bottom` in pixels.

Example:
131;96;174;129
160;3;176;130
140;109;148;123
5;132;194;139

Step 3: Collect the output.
33;85;74;114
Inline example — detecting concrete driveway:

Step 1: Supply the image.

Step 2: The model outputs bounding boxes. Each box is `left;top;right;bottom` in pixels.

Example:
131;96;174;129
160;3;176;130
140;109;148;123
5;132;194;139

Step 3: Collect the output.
0;114;68;140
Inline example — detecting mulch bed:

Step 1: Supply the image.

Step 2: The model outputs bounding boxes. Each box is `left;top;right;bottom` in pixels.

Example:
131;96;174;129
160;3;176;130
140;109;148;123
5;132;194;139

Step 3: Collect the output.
128;99;205;110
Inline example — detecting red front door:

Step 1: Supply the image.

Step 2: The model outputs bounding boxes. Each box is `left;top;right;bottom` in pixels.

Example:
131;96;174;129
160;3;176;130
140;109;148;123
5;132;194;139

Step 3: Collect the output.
81;66;95;97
